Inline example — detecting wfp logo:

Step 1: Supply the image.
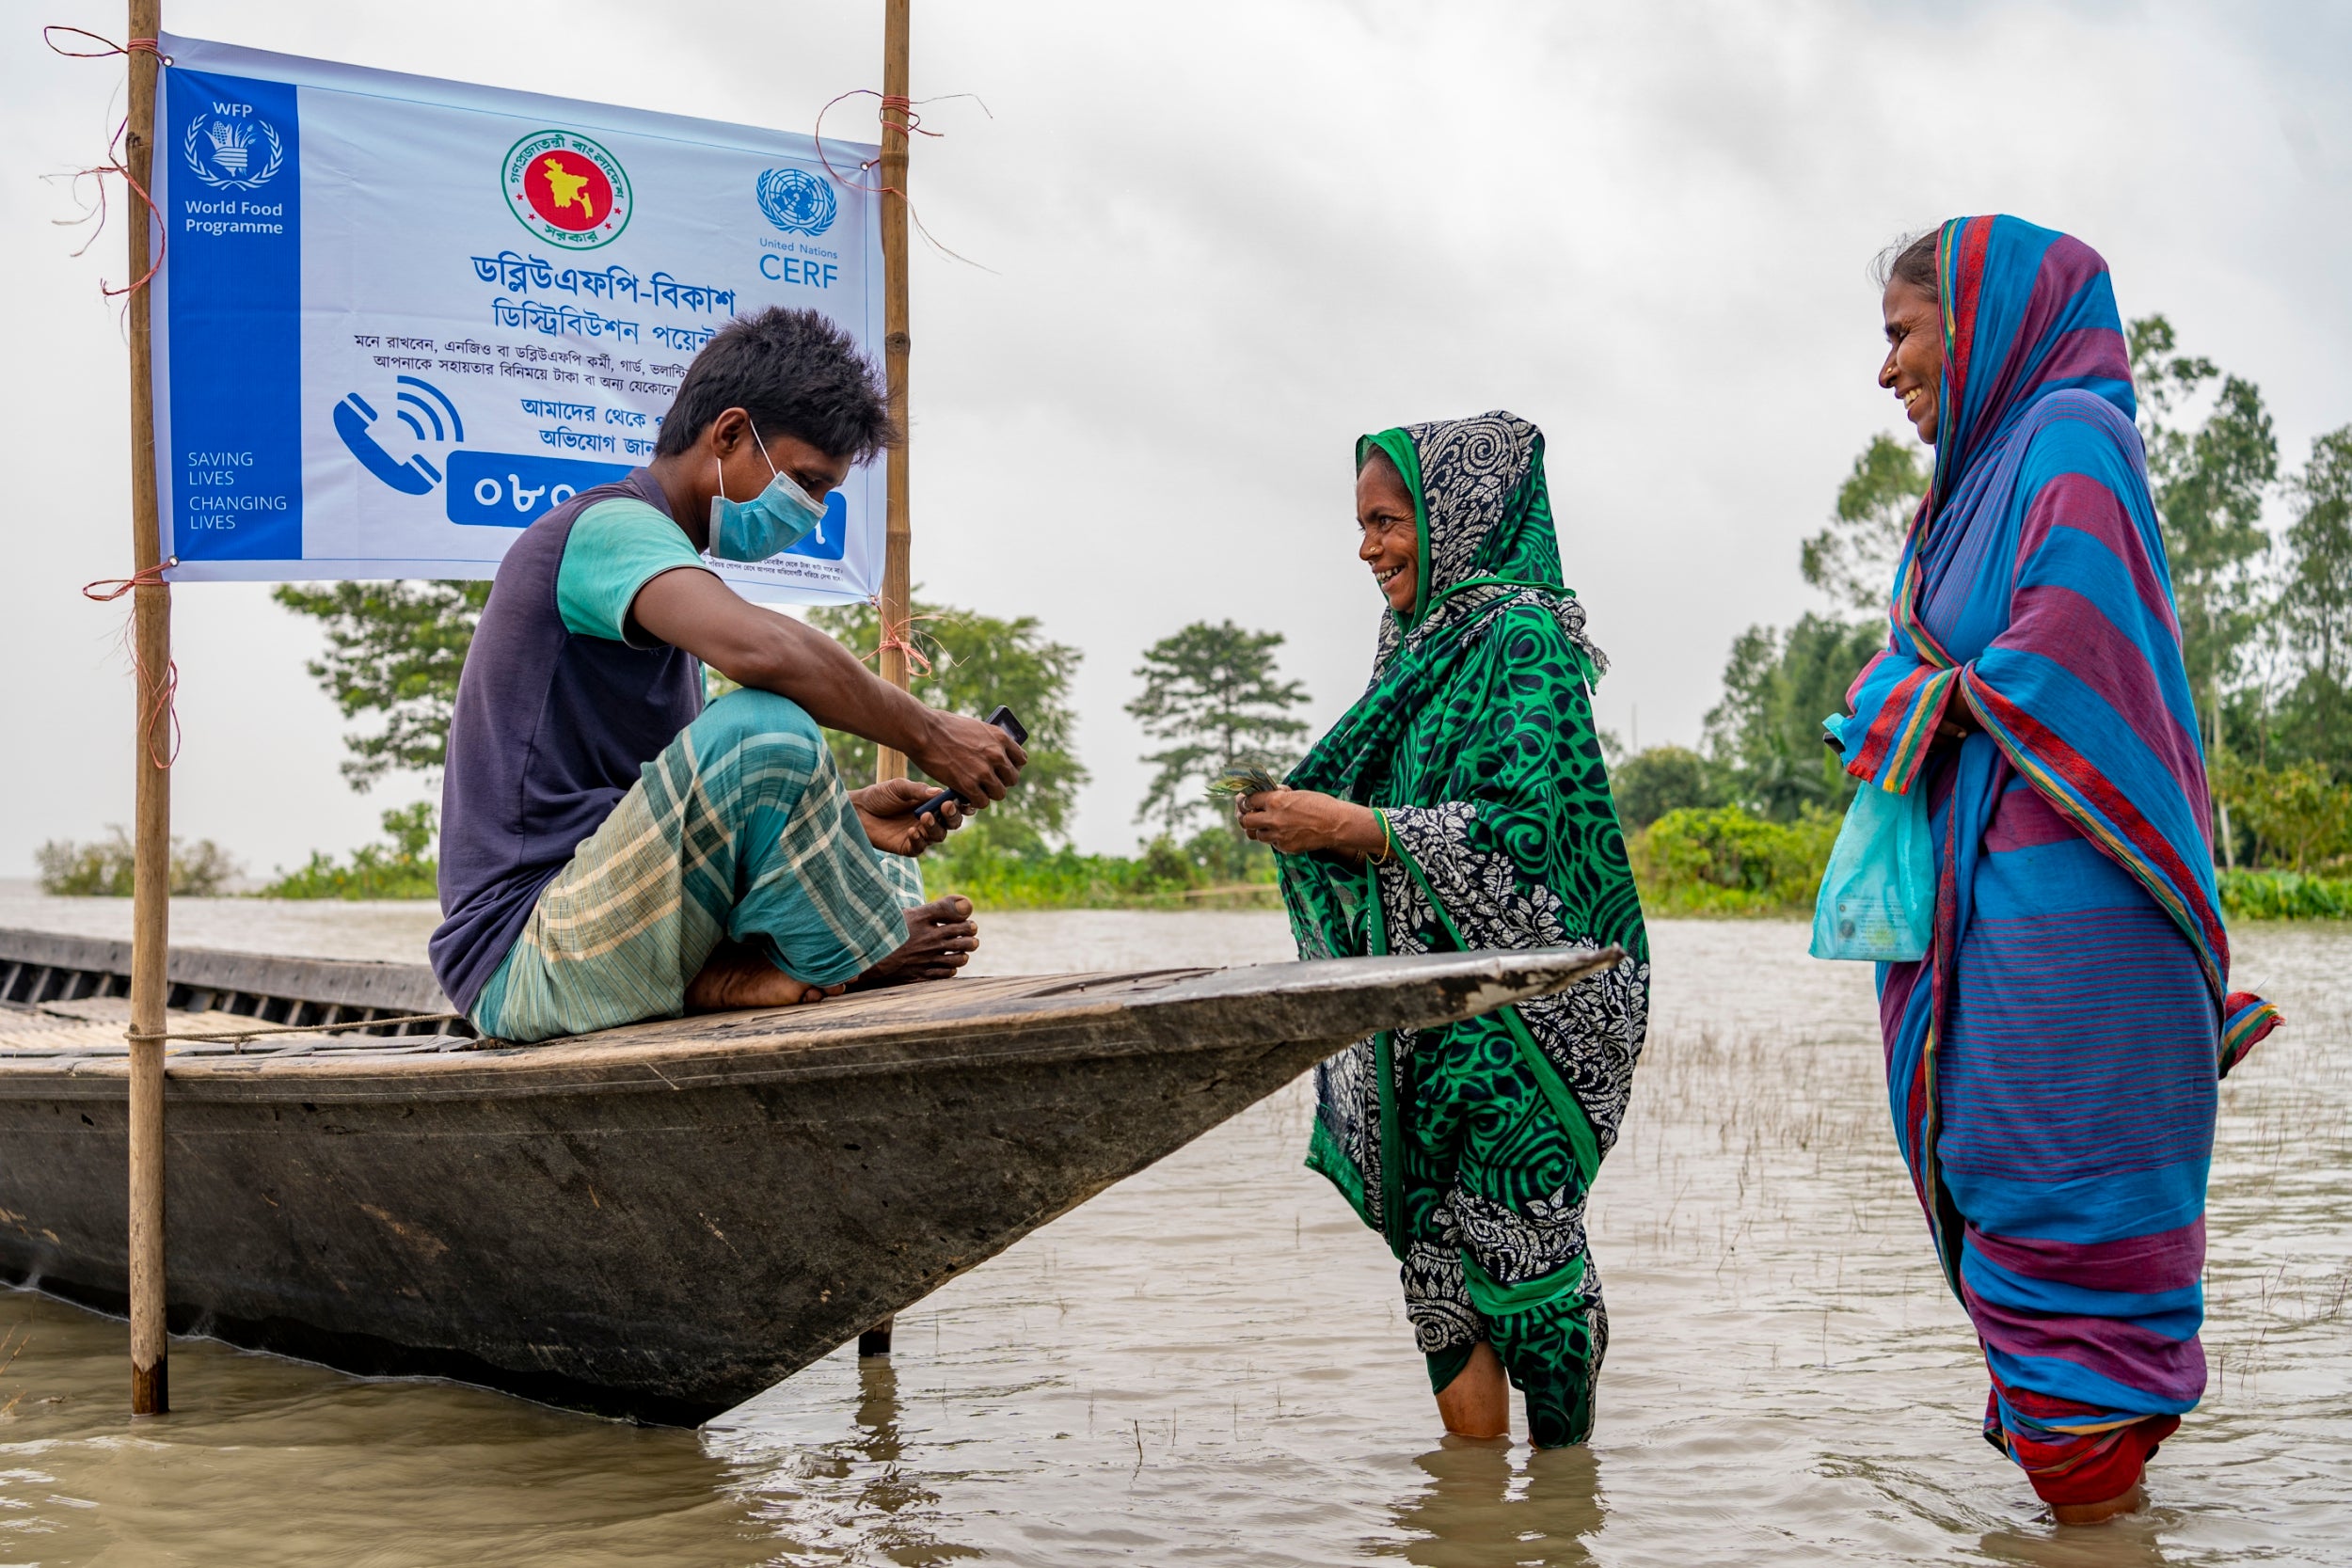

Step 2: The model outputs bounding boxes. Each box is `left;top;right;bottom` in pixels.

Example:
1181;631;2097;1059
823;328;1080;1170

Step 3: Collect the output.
755;167;837;237
184;102;283;192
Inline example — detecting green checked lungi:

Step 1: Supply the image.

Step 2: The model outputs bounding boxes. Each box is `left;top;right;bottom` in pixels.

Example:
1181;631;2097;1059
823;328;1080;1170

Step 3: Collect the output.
472;689;922;1044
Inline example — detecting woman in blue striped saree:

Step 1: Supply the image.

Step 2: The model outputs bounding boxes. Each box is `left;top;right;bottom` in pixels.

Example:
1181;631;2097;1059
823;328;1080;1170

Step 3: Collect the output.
1834;216;2279;1523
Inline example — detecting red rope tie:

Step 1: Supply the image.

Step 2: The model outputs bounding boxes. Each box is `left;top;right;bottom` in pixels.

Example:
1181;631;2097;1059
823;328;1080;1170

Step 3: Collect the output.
81;559;173;602
863;596;937;680
813;88;993;270
42;26;168;60
45;27;171;299
83;561;182;769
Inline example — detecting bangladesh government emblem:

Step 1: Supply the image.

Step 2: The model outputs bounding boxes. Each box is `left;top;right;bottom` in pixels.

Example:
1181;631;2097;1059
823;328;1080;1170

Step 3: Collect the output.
183;103;283;192
501;130;632;250
755;166;837;237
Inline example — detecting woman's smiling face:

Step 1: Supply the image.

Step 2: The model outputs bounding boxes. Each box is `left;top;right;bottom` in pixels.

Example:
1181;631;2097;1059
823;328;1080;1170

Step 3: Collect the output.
1880;278;1945;444
1357;451;1420;616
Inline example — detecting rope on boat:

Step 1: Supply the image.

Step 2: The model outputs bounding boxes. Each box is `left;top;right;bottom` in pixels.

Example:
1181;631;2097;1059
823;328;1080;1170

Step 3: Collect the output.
126;1010;467;1048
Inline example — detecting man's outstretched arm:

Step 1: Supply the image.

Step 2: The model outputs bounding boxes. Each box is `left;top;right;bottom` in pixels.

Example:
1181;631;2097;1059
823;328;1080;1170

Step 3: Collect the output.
631;565;1024;804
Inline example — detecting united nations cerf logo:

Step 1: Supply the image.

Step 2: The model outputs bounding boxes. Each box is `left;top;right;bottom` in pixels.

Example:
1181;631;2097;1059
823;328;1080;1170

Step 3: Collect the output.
502;130;632;250
183;103;283;192
755;167;837;237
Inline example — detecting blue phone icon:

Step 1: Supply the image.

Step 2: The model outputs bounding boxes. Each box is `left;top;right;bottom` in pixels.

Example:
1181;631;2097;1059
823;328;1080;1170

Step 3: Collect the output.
334;393;441;495
334;378;466;497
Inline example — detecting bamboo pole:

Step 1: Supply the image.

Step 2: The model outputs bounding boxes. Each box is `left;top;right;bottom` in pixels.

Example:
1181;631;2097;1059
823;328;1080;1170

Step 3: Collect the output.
871;0;914;784
122;0;171;1417
860;0;913;1362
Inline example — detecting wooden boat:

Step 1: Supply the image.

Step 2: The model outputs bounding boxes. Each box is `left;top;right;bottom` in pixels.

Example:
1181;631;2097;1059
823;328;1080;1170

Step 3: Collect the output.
0;926;1616;1424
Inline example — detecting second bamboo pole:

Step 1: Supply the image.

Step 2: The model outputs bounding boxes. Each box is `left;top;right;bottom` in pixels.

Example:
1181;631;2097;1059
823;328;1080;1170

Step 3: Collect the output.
871;0;914;783
859;0;914;1363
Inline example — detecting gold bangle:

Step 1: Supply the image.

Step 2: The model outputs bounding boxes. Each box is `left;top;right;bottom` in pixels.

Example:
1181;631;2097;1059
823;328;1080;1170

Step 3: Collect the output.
1371;808;1396;864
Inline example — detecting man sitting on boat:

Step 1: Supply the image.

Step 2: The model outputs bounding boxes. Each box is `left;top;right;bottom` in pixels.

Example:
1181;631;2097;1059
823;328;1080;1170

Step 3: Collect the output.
428;306;1025;1043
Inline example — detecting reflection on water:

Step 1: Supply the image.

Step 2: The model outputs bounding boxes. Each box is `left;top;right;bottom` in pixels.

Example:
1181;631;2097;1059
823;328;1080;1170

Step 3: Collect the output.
2;906;2348;1564
1384;1440;1601;1568
723;1356;980;1566
1974;1511;2183;1568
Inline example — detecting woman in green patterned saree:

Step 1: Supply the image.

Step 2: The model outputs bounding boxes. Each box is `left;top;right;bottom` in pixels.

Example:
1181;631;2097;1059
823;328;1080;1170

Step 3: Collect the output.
1236;411;1649;1448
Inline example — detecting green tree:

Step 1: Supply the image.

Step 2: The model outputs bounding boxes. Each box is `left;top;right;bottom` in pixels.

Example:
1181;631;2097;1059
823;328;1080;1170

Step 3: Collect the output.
1705;614;1885;821
2128;315;2279;867
2128;316;2279;751
1610;744;1724;829
2272;426;2352;775
1126;621;1311;833
274;580;489;790
2211;757;2352;874
1801;433;1930;611
807;596;1088;855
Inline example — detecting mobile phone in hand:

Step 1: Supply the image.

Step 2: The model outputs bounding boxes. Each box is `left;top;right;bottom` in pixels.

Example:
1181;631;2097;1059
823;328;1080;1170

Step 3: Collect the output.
914;705;1026;820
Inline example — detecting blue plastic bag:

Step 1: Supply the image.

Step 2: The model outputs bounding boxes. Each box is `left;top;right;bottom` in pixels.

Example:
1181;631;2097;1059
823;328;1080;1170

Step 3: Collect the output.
1809;779;1933;962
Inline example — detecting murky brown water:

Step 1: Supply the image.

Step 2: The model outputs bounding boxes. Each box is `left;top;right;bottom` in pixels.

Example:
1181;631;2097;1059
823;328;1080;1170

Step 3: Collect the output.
2;894;2346;1564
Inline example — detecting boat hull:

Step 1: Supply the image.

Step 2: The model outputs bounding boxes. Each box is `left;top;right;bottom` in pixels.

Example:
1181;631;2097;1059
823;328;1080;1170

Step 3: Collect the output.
0;939;1616;1423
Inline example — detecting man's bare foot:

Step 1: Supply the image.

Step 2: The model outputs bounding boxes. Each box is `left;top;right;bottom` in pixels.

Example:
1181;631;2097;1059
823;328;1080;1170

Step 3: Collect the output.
2051;1479;2146;1526
849;895;978;990
684;941;838;1012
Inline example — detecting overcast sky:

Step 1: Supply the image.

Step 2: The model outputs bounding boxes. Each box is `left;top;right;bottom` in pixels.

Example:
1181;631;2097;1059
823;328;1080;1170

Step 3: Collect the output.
5;0;2349;881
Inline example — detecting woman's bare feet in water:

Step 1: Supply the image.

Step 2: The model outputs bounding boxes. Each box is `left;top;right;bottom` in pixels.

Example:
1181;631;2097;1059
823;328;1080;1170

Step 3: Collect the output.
684;941;839;1012
2051;1479;2147;1526
850;896;978;990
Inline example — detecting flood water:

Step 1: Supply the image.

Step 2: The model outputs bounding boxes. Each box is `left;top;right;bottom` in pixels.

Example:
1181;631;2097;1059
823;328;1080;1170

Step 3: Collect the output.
1;891;2347;1565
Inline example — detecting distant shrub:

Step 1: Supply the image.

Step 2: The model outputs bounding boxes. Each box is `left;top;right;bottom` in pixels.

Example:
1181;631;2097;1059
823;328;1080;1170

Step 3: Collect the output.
1629;805;1837;916
922;829;1279;911
2217;868;2352;921
1611;745;1726;829
260;803;438;901
1627;820;2352;923
35;827;241;897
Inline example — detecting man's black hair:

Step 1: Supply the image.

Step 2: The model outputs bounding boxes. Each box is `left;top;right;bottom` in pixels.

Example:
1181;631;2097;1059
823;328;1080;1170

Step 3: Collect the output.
653;306;897;461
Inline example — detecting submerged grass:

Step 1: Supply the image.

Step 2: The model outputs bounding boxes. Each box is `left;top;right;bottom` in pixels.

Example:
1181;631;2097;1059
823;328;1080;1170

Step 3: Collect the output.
1596;920;2352;1414
0;1318;26;1418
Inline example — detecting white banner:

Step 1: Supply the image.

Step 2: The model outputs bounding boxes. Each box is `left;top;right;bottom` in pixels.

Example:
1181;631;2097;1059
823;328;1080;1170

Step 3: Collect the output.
150;34;885;603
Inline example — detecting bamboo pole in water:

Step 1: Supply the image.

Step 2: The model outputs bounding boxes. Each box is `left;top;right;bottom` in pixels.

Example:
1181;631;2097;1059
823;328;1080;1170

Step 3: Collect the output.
122;0;171;1417
861;0;914;1361
871;0;914;781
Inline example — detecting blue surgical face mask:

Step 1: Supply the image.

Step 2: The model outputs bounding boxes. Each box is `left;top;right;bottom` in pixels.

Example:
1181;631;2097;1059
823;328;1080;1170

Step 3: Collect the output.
708;423;829;562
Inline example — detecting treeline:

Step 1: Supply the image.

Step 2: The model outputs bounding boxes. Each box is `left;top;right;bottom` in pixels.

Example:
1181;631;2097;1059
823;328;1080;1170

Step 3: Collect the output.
1618;313;2352;917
